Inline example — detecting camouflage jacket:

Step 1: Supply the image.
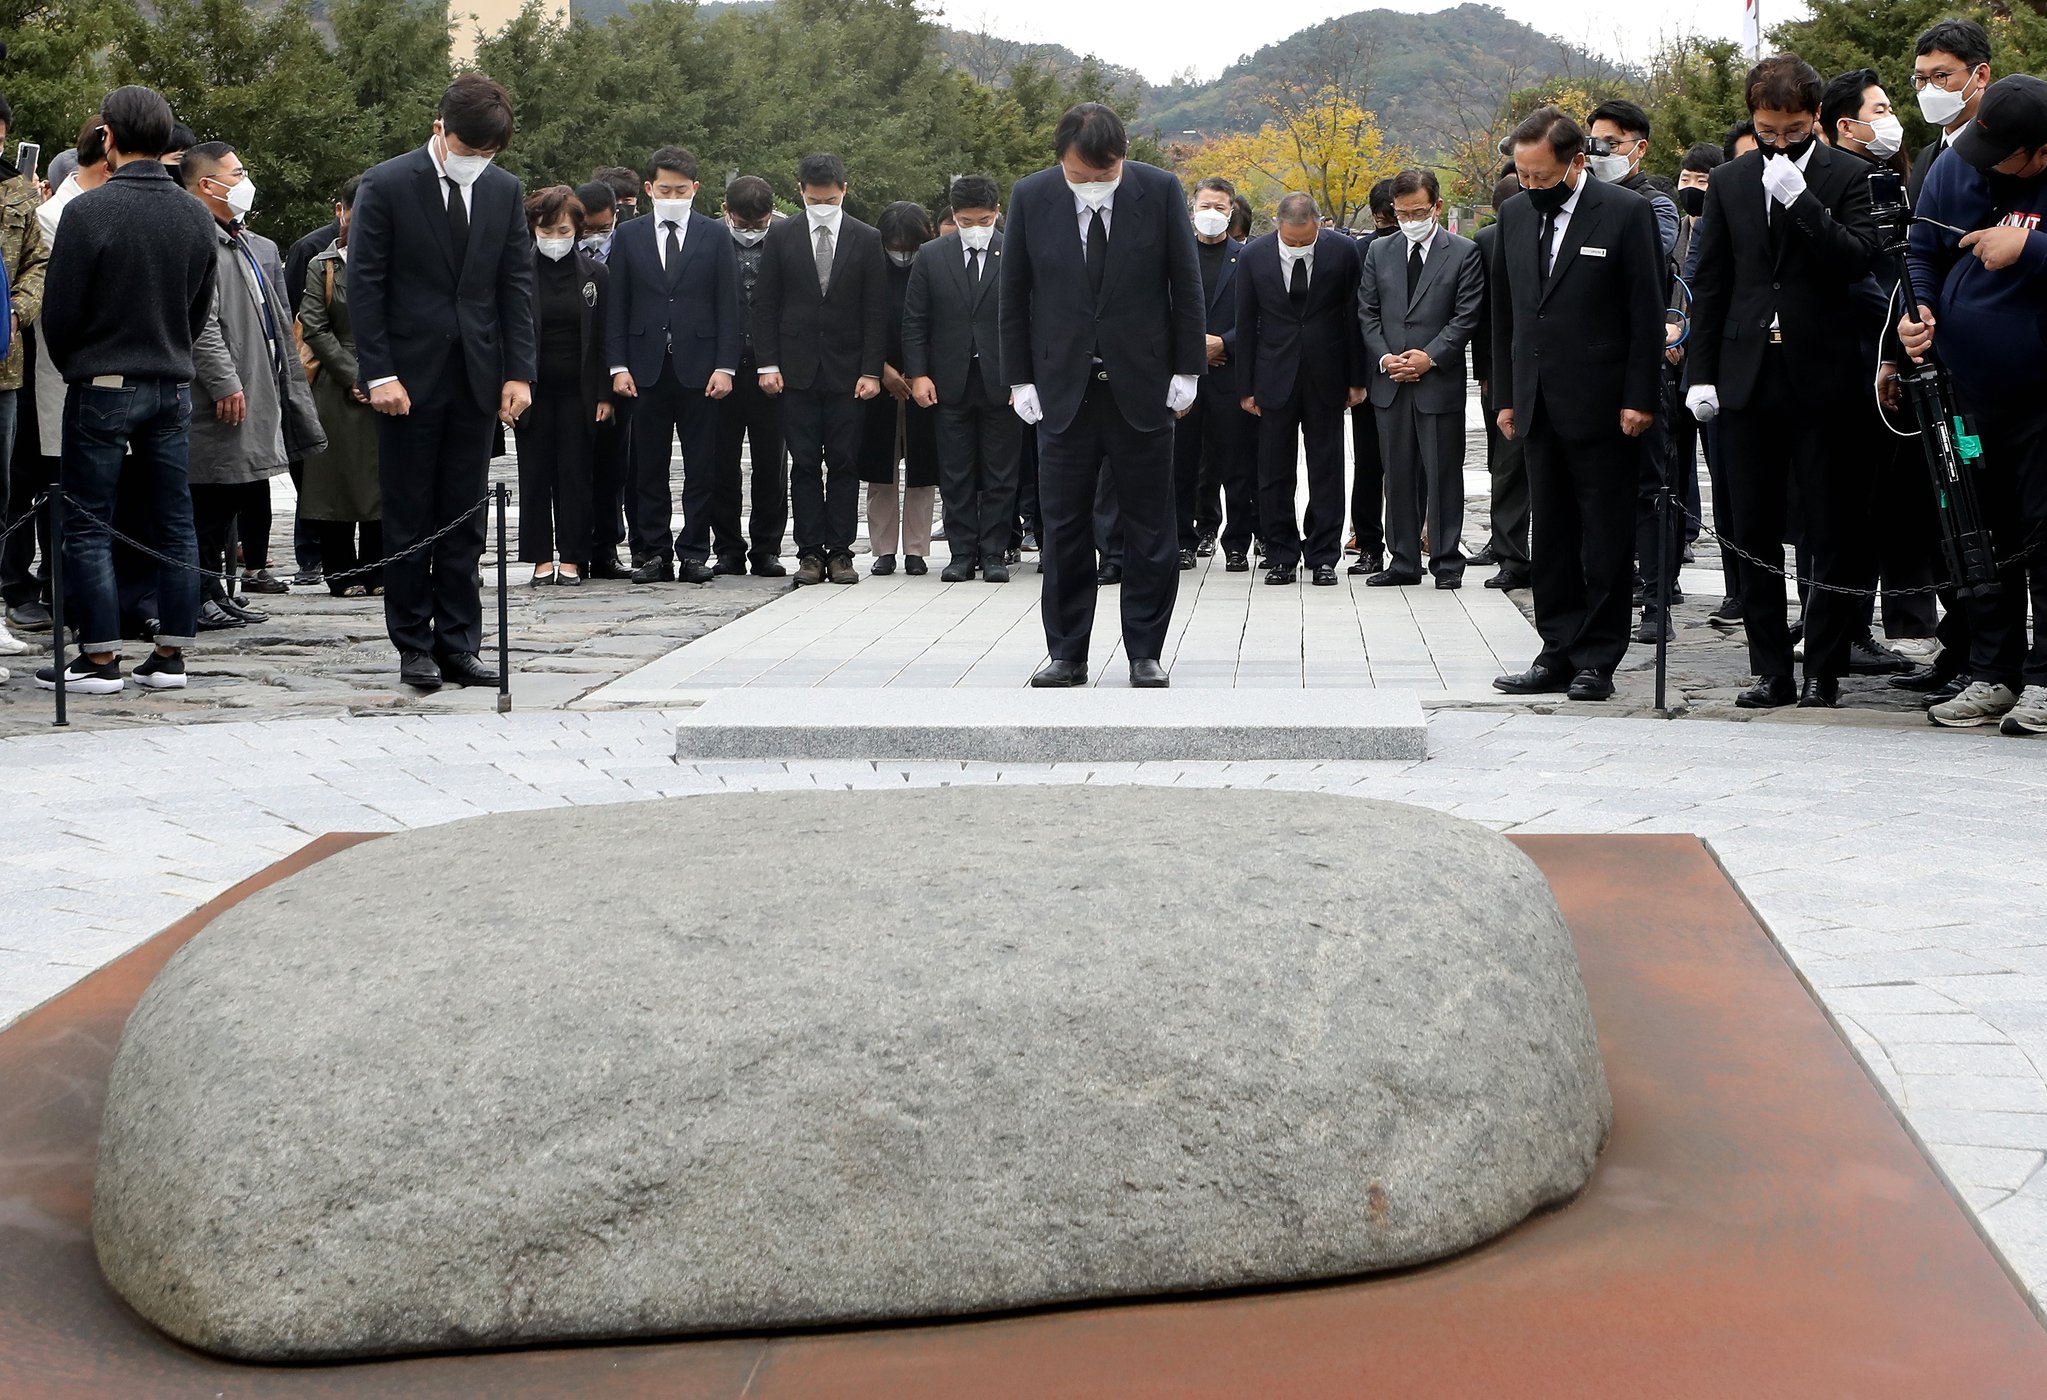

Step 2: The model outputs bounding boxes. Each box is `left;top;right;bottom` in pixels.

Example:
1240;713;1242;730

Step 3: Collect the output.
0;171;49;390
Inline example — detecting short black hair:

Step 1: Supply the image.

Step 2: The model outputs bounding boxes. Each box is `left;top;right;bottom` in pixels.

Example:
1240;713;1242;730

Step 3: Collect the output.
1508;106;1587;165
439;72;514;152
1490;173;1522;208
1193;175;1235;199
1274;192;1318;225
724;174;774;220
99;84;175;158
1745;54;1824;116
574;180;615;214
878;200;934;250
1680;141;1726;175
164;121;196;155
594;165;638;205
178;139;233;191
1367;178;1395;219
1722;117;1756;161
797;152;847;189
949;173;1000;213
1389;168;1440;203
1819;68;1882;144
337;173;363;209
1916;18;1992;70
1586;98;1651;141
1053;102;1127;166
647;145;699;183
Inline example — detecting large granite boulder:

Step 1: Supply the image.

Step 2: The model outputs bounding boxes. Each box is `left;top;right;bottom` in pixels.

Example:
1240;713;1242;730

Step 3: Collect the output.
94;787;1611;1361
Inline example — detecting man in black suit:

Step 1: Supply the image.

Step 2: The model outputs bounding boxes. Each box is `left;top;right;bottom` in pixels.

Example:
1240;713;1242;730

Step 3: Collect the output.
1908;18;1994;202
1686;55;1881;709
1001;104;1205;687
1176;175;1257;572
351;73;536;691
708;175;789;578
1489;106;1664;703
1346;178;1399;575
1472;172;1530;589
903;174;1020;583
604;145;741;585
752;152;886;587
1237;193;1367;588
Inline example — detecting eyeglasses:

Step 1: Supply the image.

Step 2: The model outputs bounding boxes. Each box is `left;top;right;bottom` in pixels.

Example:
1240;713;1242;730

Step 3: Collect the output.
1910;68;1972;90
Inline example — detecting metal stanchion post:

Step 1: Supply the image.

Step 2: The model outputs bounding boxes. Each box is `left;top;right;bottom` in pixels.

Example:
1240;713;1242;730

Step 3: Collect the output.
1654;474;1671;715
48;471;67;728
495;483;511;714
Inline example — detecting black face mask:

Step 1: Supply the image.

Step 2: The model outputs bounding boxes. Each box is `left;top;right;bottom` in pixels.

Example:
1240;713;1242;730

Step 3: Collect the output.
1760;132;1818;164
1524;177;1573;214
1677;185;1705;217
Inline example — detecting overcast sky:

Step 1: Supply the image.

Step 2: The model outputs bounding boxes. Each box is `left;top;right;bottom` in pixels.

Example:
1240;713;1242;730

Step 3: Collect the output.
939;0;1812;84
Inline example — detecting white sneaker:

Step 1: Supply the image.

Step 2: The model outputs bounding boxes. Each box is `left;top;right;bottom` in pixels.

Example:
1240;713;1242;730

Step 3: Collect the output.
1929;680;2019;728
1889;637;1941;661
0;619;26;655
2000;685;2047;737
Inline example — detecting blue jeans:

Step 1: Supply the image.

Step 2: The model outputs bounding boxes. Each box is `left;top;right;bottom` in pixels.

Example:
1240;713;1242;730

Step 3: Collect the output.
61;380;199;652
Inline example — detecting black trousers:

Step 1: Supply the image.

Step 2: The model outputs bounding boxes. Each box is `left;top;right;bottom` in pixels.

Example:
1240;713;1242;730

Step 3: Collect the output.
1039;376;1177;662
1523;410;1642;679
1716;359;1869;680
191;480;269;606
783;384;861;559
629;358;717;564
317;520;383;594
935;376;1021;567
710;355;788;564
1174;382;1256;553
1961;397;2047;689
1256;383;1347;570
1349;400;1385;554
1011;427;1040;546
590;396;631;560
375;367;495;659
1635;368;1684;620
517;389;596;565
1862;434;1942;638
1479;381;1529;576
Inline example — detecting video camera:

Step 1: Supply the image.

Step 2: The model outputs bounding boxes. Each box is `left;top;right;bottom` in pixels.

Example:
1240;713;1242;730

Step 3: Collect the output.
1867;168;2000;599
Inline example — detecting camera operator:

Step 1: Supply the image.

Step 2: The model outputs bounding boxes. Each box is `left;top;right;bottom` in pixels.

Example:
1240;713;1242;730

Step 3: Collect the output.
1899;75;2047;735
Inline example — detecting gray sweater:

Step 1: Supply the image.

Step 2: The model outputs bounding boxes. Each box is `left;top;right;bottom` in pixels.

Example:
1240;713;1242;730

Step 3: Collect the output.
40;159;218;383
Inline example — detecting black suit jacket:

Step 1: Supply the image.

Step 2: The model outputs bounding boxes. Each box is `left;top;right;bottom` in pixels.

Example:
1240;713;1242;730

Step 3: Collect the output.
1687;144;1881;412
1489;175;1664;440
998;160;1206;434
900;230;1006;404
1200;236;1245;375
751;212;886;393
603;209;742;388
1235;229;1366;407
349;146;536;410
532;250;616;421
284;220;339;324
1471;221;1498;387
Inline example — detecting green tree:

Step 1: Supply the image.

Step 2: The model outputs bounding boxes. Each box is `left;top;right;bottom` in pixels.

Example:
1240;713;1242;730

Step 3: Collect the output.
1639;36;1748;177
0;0;133;157
329;0;452;165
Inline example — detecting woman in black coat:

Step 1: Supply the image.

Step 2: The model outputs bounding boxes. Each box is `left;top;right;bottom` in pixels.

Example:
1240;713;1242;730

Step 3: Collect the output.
519;185;614;585
859;201;940;576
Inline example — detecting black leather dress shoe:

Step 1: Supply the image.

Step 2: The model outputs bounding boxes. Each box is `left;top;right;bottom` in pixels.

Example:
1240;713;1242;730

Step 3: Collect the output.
1921;674;1968;709
1358;551;1385;573
1435;574;1463;590
1096;564;1124;586
1366;570;1422;587
1847;636;1912;675
1004;547;1021;564
1030;659;1087;687
438;651;500;687
1264;563;1297;585
1798;677;1840;708
677;559;716;584
1485;570;1529;590
1195;532;1217;558
1225;551;1249;572
1736;675;1798;709
1493;663;1571;695
871;553;897;576
1129;659;1169;688
587;553;634;580
1567;668;1614;701
398;650;442;689
1178;549;1197;571
218;597;269;623
982;562;1010;583
1888;665;1956;692
711;555;748;577
630;556;674;583
1467;547;1496;566
1312;565;1338;586
750;557;788;578
941;557;977;583
905;556;929;575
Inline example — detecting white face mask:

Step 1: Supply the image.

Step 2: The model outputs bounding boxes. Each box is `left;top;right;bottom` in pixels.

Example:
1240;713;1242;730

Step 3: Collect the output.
887;247;916;267
1066;174;1120;208
957;223;995;251
731;224;768;246
537;235;574;261
1856;113;1906;160
1588;147;1634;183
580;230;612;253
1191;207;1231;238
213;174;256;219
1398;215;1436;244
651;198;691;226
806;201;843;227
438;135;493;187
1917;71;1980;128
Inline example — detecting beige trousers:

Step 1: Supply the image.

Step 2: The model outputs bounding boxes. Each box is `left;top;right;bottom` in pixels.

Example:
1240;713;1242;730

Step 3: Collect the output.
867;482;935;557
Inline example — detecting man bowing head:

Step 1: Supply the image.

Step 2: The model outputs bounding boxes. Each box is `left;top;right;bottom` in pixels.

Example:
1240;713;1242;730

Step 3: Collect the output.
1001;103;1206;688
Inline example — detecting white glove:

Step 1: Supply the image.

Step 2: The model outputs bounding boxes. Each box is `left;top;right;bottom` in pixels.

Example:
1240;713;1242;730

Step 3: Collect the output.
1686;384;1720;423
1761;154;1807;209
1166;373;1199;414
1010;383;1043;425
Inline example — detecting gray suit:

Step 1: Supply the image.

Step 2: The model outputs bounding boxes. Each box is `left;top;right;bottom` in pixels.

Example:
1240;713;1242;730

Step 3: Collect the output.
1358;227;1483;580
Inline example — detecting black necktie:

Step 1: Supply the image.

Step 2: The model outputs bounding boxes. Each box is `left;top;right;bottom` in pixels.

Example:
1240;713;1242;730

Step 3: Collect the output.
968;248;982;284
1085;206;1106;298
1537;209;1555;282
664;220;681;272
445;176;468;264
1407;241;1423;298
1288;254;1307;303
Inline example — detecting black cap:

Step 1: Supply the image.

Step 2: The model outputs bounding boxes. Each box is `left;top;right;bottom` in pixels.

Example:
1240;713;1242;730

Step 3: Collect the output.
1953;74;2047;171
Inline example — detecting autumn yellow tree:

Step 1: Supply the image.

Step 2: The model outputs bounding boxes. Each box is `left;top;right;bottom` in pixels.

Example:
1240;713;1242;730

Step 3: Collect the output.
1181;86;1407;229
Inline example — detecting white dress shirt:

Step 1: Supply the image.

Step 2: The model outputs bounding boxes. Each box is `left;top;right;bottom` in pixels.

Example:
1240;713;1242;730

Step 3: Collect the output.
428;140;475;219
654;214;687;269
1542;173;1585;266
1074;187;1115;252
1276;238;1315;289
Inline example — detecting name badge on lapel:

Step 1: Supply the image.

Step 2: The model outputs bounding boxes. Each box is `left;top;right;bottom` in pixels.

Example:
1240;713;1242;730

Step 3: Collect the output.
583;281;598;307
1581;247;1608;258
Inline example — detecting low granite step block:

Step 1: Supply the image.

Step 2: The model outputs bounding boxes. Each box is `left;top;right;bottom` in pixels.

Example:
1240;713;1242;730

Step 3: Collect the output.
671;688;1428;763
